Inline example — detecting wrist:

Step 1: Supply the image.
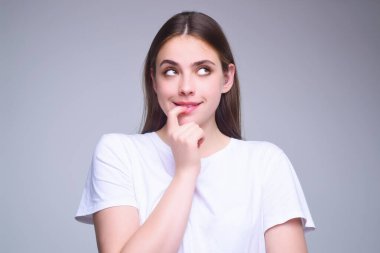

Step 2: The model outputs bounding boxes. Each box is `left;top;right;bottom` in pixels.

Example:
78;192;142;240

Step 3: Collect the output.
174;166;200;182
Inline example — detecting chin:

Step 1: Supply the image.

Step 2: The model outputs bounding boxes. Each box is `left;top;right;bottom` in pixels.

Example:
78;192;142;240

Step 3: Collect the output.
178;115;198;126
178;118;194;126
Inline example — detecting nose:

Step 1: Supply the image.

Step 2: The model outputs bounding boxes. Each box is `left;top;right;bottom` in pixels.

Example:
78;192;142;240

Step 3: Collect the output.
179;75;195;96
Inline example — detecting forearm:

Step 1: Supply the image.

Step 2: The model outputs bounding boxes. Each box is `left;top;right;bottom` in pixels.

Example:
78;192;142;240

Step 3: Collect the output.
120;170;198;253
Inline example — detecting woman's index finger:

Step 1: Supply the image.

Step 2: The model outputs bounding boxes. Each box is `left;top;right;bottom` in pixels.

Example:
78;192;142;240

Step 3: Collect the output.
167;106;187;130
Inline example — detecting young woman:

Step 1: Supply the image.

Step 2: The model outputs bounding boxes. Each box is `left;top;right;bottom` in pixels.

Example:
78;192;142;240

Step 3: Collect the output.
76;11;315;253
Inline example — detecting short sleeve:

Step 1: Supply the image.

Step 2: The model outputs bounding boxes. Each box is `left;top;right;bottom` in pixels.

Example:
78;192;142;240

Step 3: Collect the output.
262;144;315;232
75;134;137;224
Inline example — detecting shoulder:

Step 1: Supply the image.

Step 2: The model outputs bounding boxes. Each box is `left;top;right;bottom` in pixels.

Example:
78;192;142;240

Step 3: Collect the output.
96;132;154;148
231;139;293;177
93;132;156;158
232;138;285;159
94;133;128;153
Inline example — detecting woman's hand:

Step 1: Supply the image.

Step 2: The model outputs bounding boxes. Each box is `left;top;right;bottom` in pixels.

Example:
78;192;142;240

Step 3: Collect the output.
166;106;205;177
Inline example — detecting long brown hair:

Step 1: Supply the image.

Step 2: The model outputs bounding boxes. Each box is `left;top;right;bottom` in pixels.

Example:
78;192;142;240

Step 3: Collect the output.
140;11;242;139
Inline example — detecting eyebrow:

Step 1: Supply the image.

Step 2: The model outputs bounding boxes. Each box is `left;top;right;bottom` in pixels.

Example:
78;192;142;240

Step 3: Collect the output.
159;59;216;67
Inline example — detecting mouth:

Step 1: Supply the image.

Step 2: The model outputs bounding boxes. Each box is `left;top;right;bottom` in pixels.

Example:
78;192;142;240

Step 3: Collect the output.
173;101;202;112
174;102;202;107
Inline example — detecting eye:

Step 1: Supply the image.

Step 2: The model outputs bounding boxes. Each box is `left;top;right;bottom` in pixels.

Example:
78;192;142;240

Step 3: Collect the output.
164;69;177;76
197;67;210;76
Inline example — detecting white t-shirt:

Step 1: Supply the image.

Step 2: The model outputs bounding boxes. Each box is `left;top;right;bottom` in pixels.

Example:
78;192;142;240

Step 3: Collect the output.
76;132;315;252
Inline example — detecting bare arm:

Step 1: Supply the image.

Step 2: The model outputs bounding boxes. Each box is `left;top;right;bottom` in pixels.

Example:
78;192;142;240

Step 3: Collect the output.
94;172;198;253
94;206;139;253
265;218;308;253
94;106;204;253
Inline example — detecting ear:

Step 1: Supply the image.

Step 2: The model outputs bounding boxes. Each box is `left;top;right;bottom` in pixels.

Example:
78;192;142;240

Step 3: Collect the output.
151;67;157;92
222;63;235;93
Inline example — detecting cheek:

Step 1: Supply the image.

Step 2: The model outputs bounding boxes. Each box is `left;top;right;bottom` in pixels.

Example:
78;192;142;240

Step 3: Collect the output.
206;76;226;95
154;85;173;115
155;87;172;104
154;77;176;94
209;74;227;92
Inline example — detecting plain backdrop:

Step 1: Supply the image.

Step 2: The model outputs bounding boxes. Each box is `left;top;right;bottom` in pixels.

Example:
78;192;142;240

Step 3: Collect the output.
1;0;379;252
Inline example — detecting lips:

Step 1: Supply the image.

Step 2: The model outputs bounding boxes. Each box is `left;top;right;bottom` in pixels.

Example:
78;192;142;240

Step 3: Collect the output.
173;102;202;107
173;101;202;113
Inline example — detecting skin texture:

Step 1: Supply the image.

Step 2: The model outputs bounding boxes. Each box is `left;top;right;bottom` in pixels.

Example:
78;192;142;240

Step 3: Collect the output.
153;35;233;127
153;35;235;156
265;218;308;253
93;35;308;253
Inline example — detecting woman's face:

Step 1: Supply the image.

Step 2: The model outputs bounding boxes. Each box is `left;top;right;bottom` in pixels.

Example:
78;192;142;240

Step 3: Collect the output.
153;35;235;128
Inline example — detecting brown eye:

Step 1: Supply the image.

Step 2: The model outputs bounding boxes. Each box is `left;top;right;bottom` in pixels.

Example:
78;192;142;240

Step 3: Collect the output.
197;67;210;76
164;69;177;76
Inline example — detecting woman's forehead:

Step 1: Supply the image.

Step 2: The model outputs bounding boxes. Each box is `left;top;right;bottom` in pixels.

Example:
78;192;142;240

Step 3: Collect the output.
156;35;220;66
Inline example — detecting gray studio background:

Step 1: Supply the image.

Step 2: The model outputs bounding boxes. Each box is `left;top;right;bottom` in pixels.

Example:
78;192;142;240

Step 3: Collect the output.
1;0;379;252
